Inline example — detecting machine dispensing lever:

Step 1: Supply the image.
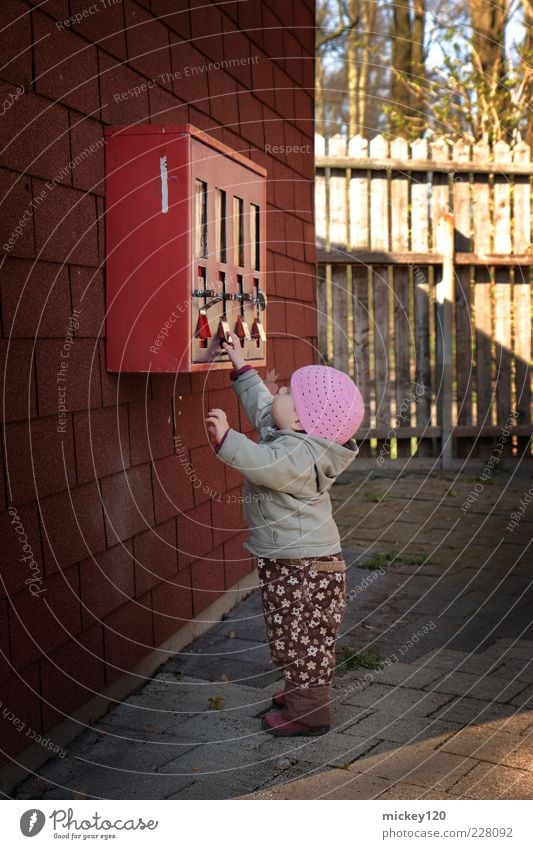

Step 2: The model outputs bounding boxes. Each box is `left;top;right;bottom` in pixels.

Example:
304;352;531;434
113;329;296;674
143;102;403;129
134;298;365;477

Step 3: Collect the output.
251;291;267;311
203;295;224;309
193;290;234;310
192;288;215;298
217;319;234;345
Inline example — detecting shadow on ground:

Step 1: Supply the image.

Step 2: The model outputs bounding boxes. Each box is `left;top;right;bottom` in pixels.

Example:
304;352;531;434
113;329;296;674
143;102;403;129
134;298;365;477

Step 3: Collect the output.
11;461;533;800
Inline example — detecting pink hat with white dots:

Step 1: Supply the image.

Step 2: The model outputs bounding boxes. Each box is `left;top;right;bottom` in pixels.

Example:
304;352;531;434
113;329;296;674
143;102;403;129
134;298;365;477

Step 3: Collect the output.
290;365;364;444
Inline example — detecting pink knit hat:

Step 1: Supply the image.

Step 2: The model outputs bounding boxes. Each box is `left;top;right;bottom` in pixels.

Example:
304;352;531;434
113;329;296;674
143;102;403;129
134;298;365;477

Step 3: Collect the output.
290;365;364;444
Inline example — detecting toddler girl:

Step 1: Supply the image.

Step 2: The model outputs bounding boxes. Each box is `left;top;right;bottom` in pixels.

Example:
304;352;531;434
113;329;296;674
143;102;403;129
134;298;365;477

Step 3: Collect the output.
206;340;364;737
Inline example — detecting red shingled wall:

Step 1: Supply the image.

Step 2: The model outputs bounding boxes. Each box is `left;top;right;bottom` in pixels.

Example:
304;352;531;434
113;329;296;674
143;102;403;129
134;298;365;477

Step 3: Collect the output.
0;0;316;768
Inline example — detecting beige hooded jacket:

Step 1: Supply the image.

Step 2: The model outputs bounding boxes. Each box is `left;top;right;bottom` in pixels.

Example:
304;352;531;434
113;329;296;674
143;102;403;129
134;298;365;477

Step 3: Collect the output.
215;367;359;559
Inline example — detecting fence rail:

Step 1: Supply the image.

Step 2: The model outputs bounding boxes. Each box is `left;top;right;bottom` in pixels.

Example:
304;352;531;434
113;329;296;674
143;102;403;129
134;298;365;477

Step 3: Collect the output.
315;133;533;464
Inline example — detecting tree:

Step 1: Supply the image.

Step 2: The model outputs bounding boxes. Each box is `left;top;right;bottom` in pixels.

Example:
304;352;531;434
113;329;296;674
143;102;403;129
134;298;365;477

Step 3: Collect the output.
519;0;533;144
315;0;531;144
384;0;427;138
316;0;390;139
347;0;378;137
383;0;530;142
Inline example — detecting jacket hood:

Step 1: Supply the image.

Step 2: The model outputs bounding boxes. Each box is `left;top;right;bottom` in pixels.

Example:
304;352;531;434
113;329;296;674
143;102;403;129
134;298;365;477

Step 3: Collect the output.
263;426;359;493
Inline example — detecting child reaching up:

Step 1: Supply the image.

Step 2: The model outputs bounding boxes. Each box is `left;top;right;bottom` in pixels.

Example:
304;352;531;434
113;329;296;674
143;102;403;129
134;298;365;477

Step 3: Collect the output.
206;340;364;737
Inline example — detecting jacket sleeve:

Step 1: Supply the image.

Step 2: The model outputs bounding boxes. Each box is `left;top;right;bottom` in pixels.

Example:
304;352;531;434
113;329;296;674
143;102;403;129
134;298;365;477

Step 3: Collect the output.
215;428;315;495
229;367;274;430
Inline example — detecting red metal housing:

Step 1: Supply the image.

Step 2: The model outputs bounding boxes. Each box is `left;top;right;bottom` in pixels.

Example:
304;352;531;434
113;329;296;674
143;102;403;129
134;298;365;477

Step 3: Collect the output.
103;124;267;372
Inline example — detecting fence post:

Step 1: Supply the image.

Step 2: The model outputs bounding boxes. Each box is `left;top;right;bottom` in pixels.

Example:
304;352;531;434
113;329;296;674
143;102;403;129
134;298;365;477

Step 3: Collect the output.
435;212;455;469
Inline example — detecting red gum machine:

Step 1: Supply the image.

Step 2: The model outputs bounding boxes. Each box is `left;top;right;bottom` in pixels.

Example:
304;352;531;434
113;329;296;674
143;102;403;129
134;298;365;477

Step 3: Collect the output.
103;124;267;372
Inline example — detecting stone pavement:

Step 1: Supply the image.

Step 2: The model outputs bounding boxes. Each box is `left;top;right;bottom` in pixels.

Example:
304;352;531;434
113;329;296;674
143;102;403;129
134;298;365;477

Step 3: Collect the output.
11;461;533;800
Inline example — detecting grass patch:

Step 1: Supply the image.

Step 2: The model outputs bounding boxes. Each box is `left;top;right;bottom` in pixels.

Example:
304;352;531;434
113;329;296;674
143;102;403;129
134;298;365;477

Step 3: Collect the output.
459;474;496;485
361;549;433;570
362;549;400;569
364;489;389;503
404;554;433;566
336;646;385;672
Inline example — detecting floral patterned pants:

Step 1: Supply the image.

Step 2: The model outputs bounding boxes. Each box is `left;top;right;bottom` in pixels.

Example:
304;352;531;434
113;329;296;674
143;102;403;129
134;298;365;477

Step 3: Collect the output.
256;553;347;727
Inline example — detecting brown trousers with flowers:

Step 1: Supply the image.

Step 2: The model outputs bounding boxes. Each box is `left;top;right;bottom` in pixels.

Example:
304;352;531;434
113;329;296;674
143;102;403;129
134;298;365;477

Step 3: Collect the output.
256;552;347;727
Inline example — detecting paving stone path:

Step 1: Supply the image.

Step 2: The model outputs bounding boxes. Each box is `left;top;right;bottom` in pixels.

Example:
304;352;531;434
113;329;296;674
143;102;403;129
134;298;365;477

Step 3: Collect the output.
11;461;533;800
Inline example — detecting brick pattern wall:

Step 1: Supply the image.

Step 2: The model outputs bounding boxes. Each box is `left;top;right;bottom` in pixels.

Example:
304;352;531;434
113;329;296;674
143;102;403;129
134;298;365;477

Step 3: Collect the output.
0;0;316;768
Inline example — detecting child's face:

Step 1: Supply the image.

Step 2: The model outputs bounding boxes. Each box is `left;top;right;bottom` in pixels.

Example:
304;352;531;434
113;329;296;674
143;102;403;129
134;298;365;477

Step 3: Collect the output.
271;385;305;431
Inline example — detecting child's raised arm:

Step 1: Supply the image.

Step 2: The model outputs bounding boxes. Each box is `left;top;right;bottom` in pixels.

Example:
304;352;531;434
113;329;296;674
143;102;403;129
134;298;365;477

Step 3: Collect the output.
221;340;273;430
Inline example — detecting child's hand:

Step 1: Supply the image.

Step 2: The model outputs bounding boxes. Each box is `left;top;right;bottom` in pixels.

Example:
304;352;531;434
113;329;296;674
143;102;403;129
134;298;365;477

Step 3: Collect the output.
206;408;230;443
221;338;245;369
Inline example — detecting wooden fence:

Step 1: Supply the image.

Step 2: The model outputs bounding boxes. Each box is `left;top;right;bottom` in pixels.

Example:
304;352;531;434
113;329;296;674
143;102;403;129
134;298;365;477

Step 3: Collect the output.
315;133;533;464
